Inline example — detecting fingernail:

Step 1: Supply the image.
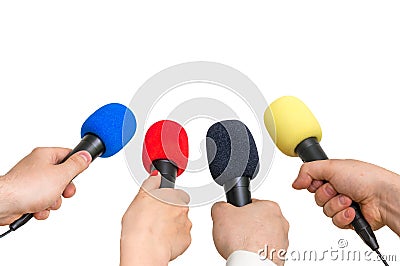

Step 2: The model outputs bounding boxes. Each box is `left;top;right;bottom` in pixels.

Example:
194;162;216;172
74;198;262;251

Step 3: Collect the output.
325;185;336;196
344;209;351;219
339;195;347;205
151;170;159;176
78;151;91;163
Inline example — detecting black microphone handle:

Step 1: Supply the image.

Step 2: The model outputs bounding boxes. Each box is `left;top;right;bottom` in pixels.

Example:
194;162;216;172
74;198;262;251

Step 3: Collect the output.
151;159;178;189
295;137;379;251
9;134;105;232
224;177;252;207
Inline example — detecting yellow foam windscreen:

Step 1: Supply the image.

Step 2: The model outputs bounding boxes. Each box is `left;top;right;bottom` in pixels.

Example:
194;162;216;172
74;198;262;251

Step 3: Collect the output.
264;96;322;157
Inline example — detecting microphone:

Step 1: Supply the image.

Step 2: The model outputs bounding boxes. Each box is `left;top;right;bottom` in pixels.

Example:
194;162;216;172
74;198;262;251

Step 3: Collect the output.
142;120;189;189
264;96;381;252
8;103;137;233
206;120;260;207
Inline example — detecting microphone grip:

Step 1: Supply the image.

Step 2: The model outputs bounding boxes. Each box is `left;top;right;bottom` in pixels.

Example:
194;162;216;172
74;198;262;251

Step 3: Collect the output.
151;160;178;189
351;202;379;250
295;137;379;251
224;177;252;207
9;214;34;231
9;134;105;233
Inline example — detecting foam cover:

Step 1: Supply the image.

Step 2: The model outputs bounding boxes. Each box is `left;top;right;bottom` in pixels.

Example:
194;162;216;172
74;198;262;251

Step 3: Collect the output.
81;103;136;158
264;96;322;157
142;120;189;176
206;120;260;186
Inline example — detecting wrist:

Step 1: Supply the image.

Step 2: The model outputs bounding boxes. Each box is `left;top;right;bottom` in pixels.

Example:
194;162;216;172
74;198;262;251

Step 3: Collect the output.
379;173;400;235
0;176;17;225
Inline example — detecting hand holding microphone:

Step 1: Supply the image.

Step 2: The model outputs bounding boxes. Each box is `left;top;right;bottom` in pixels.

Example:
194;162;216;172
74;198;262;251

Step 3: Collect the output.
264;96;389;264
0;103;136;236
293;159;400;236
206;120;290;265
121;121;191;265
211;199;289;266
120;173;192;266
0;148;91;226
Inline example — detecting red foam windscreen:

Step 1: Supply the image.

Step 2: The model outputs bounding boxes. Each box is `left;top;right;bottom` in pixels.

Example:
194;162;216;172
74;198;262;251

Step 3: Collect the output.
142;120;189;176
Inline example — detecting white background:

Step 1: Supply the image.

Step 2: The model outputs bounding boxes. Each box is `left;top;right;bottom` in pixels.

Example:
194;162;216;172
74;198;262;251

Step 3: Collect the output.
0;1;399;265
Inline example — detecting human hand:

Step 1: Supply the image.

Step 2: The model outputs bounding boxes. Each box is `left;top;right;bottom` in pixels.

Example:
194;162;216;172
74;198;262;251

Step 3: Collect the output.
120;173;192;266
0;147;91;225
292;159;400;235
211;199;289;266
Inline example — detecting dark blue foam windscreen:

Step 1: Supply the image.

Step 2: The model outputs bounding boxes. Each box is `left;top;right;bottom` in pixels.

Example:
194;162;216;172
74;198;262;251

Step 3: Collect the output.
206;120;260;186
81;103;136;158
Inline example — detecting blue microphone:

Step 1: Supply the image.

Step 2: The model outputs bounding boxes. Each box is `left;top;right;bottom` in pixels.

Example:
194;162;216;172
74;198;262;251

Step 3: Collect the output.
8;103;136;233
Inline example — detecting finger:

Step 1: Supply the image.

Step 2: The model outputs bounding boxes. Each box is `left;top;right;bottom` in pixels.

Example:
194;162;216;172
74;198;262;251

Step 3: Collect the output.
314;183;338;207
63;182;76;198
323;194;353;217
48;197;62;210
31;147;72;164
34;210;50;220
332;207;355;229
293;160;339;189
140;174;162;194
50;147;73;164
307;180;324;193
251;198;261;203
57;151;92;187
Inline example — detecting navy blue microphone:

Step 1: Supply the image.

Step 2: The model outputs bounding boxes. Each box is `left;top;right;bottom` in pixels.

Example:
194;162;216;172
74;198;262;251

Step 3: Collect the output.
206;120;259;207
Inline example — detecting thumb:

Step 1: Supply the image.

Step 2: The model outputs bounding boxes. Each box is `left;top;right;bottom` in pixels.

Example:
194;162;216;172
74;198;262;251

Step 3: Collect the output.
140;174;162;194
57;151;92;186
292;160;334;190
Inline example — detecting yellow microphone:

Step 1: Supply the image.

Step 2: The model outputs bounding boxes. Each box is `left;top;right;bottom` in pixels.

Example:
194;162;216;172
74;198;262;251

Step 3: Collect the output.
264;96;386;261
264;96;323;159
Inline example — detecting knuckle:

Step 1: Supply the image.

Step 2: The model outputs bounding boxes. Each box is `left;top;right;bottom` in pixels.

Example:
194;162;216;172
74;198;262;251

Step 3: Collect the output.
187;219;193;230
332;218;340;228
314;193;324;207
299;162;309;173
264;200;279;210
121;213;129;225
181;206;189;215
283;217;290;230
332;216;345;229
211;203;222;217
31;147;45;154
322;205;331;217
185;234;192;248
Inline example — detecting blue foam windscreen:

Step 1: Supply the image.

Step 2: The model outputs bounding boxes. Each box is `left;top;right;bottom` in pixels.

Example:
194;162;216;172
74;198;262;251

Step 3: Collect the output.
81;103;136;158
206;120;260;186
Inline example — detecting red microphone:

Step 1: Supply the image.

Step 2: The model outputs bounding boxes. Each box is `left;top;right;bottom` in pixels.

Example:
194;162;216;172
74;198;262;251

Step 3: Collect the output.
142;120;189;188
